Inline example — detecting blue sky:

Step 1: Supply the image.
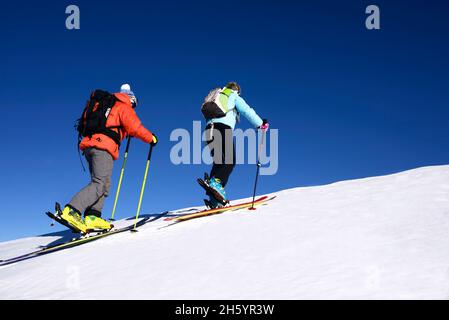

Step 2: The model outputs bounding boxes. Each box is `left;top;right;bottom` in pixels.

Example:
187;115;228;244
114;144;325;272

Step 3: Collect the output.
0;0;448;241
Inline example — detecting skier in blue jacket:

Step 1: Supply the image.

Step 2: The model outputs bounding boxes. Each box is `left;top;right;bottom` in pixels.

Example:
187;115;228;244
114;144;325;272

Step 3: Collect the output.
201;82;269;208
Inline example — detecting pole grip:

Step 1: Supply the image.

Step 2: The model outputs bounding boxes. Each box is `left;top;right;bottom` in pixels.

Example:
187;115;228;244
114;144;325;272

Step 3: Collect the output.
124;136;132;153
147;142;154;161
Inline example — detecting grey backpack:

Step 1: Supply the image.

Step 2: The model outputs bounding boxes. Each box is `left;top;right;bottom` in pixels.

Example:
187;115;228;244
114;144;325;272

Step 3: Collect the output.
201;87;234;120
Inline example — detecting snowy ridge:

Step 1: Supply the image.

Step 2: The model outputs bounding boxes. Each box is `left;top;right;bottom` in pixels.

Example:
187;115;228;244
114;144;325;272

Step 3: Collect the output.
1;165;449;299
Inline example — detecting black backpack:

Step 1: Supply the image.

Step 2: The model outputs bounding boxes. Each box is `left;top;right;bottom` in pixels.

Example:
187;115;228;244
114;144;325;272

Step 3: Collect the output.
76;90;121;146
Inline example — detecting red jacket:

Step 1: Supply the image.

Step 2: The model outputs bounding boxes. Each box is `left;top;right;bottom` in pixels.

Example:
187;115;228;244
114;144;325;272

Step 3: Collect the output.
79;93;154;160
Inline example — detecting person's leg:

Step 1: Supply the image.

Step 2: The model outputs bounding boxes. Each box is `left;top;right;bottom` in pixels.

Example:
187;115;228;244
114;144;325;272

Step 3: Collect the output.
205;123;219;179
217;135;235;187
86;158;112;217
69;148;113;216
207;123;235;187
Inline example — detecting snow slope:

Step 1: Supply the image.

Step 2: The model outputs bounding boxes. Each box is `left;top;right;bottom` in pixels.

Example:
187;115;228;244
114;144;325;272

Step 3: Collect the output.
1;165;449;300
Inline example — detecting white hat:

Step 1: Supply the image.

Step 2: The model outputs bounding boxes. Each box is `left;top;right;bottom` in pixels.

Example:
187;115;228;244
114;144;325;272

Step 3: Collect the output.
120;83;134;96
120;83;137;107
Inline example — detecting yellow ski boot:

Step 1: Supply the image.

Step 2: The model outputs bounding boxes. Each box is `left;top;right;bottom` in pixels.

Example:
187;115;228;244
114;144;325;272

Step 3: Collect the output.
60;206;88;234
84;216;113;232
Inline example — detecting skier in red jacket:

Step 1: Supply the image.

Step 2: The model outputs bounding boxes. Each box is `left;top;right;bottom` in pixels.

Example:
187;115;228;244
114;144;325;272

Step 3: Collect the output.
60;84;157;233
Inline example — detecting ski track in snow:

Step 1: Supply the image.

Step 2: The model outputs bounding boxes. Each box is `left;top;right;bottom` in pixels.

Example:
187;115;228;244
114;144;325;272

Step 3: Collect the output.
1;165;449;299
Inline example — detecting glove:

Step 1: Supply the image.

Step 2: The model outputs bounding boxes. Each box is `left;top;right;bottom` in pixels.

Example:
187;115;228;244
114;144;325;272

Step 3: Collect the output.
259;119;269;131
151;134;158;146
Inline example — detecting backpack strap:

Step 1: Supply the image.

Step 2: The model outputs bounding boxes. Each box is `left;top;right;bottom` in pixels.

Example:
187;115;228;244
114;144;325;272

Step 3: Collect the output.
221;87;234;97
102;125;122;147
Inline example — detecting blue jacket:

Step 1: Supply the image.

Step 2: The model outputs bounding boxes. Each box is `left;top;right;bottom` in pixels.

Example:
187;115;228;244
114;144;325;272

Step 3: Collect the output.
206;90;263;130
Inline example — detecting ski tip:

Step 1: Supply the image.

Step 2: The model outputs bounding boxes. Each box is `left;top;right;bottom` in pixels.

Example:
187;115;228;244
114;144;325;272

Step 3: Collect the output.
45;211;55;219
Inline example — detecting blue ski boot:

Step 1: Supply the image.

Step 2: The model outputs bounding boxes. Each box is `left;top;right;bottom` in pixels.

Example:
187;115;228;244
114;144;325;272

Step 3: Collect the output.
197;173;229;205
208;177;227;204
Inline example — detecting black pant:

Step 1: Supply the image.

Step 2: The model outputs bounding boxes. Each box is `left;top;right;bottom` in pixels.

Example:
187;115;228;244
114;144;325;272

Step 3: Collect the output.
205;123;236;187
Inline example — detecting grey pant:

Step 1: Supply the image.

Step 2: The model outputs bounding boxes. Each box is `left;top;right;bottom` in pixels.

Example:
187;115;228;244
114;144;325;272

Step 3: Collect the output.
70;148;113;216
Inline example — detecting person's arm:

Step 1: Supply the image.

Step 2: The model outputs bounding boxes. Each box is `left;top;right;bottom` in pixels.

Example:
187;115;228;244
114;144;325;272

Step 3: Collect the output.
119;105;154;144
235;95;263;128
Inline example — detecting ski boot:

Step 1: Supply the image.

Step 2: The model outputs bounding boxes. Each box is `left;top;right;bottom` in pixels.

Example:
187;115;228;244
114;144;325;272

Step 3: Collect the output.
198;173;229;205
209;177;227;200
84;215;113;232
59;206;88;234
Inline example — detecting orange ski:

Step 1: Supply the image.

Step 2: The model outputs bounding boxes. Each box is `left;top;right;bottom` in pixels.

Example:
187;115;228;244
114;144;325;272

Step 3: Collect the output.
165;196;275;222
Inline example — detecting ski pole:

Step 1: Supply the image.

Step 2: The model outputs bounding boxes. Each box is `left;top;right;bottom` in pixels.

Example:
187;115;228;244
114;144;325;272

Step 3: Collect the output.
249;129;266;210
110;137;132;221
132;143;154;231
